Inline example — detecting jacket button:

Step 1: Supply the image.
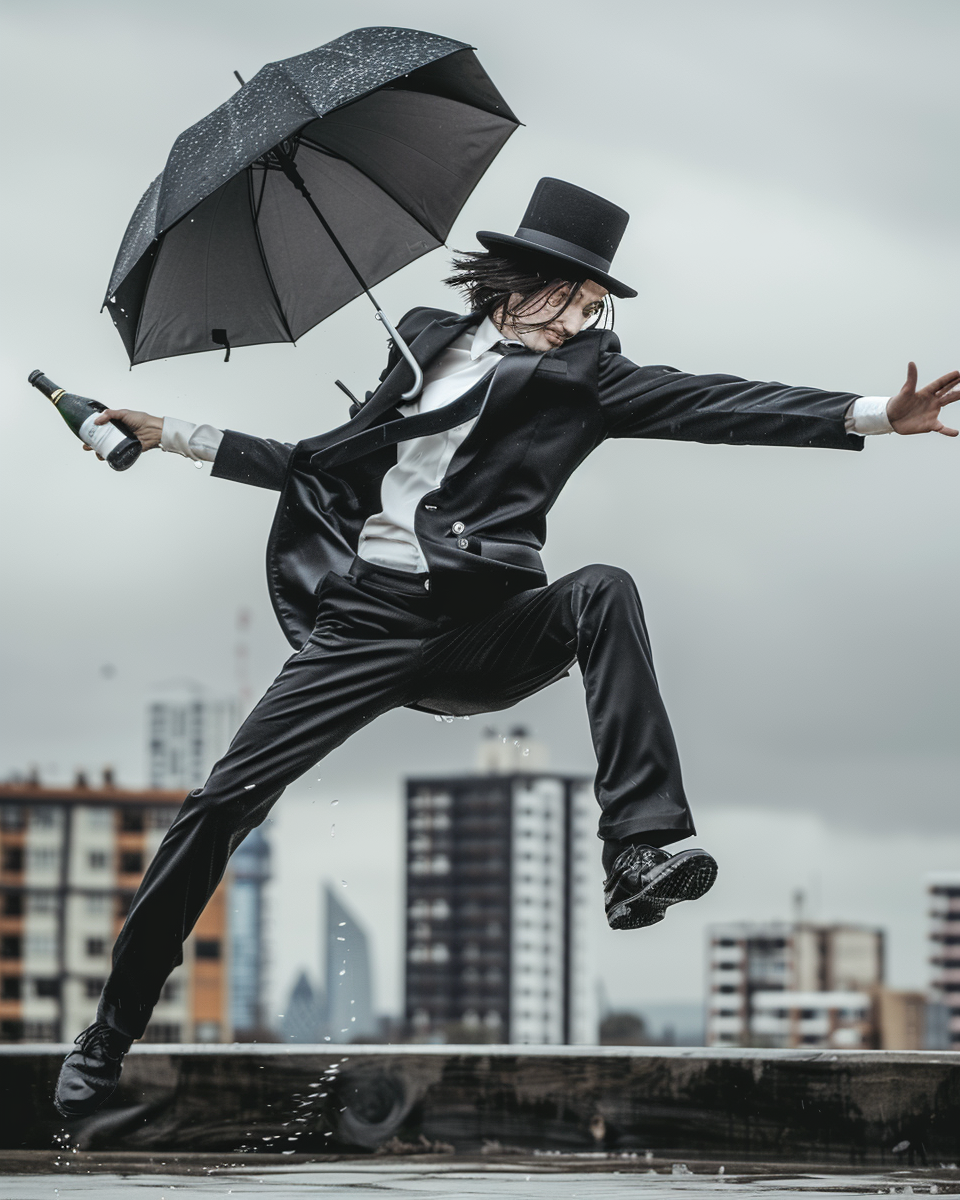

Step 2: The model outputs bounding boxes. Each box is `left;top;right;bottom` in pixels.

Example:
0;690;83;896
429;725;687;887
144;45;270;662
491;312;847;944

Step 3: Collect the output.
458;537;469;550
452;521;465;535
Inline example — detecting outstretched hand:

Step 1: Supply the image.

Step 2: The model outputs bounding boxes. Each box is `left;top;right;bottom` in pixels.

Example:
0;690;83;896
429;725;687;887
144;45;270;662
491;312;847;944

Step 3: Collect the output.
82;409;163;458
887;364;960;437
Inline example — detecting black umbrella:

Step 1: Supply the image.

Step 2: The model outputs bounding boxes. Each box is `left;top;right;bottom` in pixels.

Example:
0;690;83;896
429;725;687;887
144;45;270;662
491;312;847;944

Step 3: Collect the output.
104;26;519;394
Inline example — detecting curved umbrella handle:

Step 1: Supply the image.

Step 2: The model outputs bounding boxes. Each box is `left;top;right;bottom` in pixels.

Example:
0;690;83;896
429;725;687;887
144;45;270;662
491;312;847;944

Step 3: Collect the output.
375;309;423;402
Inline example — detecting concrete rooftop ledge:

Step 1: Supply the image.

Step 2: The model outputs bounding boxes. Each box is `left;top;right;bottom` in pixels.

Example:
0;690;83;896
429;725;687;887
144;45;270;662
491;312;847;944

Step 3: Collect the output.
2;1045;959;1164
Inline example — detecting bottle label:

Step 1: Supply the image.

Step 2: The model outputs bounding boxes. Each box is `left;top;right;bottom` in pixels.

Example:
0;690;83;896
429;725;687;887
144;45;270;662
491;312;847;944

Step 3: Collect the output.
79;413;128;459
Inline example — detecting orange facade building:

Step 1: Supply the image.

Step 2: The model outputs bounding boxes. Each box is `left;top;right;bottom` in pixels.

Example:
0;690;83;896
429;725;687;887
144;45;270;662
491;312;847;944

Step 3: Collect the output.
0;776;230;1043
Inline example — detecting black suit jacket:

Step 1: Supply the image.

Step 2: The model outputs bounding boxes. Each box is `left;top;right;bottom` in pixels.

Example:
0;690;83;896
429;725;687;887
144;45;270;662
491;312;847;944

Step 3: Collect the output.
212;307;862;646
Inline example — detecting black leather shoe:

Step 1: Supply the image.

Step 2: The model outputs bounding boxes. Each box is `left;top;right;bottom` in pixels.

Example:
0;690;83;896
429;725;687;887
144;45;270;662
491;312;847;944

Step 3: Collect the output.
605;844;718;930
54;1021;132;1118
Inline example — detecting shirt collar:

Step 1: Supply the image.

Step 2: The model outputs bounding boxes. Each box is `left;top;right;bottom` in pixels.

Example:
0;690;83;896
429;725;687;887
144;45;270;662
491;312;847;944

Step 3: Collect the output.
470;314;522;360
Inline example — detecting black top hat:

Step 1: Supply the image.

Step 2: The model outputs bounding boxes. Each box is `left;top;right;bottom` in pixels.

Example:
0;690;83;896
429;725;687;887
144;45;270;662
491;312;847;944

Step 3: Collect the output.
476;177;637;299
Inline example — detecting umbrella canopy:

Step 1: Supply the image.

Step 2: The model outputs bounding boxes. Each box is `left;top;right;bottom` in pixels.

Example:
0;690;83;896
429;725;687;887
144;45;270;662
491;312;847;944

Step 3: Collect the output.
105;27;519;366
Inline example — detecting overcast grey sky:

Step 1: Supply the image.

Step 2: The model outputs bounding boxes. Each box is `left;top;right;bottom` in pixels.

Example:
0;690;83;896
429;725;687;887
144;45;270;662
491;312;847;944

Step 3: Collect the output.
1;0;958;1020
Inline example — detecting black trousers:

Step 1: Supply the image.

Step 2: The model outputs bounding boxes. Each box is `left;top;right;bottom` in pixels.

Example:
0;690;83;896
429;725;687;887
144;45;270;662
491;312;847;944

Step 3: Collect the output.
100;560;693;1039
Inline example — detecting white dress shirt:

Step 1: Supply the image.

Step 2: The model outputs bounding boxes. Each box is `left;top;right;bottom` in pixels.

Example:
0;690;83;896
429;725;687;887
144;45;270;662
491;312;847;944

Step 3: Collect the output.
161;322;893;573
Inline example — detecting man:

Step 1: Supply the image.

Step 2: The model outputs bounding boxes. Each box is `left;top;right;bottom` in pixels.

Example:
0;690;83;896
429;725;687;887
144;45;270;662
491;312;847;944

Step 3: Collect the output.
56;177;957;1117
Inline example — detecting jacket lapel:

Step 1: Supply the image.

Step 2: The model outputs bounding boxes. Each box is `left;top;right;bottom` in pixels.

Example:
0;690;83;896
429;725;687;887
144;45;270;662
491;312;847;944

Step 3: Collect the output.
297;313;478;459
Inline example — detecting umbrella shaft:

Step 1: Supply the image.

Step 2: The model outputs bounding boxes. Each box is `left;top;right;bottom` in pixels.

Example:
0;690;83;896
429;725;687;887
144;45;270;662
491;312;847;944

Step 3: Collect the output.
271;144;424;401
271;147;378;312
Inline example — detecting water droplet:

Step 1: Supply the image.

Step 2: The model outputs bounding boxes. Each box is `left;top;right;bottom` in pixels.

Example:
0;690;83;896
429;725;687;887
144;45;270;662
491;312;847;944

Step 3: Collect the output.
330;798;338;806
434;715;442;722
522;748;530;757
244;784;255;790
330;824;335;837
339;921;346;926
194;460;203;469
341;880;347;887
339;968;346;976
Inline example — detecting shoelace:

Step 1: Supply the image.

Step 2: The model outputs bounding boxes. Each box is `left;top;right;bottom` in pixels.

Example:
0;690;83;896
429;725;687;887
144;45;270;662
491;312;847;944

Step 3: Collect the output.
75;1023;126;1061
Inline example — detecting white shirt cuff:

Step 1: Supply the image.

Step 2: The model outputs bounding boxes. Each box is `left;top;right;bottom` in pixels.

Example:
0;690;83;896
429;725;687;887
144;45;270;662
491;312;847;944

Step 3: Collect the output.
160;416;224;461
844;396;893;436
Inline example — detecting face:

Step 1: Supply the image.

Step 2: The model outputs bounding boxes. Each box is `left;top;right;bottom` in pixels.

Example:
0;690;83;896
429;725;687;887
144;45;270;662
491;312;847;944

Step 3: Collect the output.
498;279;609;352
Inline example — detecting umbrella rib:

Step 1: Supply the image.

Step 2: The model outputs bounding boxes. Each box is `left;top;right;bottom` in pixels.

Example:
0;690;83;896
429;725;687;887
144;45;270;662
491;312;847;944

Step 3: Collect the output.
298;133;444;244
247;167;297;346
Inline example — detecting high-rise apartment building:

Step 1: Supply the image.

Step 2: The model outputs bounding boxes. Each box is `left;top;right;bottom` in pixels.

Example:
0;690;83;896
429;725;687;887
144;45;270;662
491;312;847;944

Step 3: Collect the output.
0;775;231;1043
927;872;960;1048
404;729;596;1045
147;684;240;791
229;825;271;1039
706;921;885;1048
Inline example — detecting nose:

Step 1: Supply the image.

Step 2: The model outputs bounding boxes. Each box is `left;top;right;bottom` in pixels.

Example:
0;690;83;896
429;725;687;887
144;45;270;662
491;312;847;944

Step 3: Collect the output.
555;306;583;337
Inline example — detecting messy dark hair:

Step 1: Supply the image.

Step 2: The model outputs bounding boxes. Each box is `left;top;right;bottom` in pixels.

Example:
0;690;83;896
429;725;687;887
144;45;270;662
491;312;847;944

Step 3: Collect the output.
443;250;614;334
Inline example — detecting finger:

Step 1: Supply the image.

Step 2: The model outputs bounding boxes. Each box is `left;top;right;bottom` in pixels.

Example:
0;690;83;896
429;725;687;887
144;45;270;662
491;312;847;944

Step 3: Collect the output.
903;361;918;394
82;443;92;451
929;371;960;396
936;423;959;437
936;387;960;406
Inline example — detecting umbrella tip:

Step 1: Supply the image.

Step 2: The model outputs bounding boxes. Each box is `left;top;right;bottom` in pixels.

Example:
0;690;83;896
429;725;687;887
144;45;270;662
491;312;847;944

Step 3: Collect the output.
233;70;246;87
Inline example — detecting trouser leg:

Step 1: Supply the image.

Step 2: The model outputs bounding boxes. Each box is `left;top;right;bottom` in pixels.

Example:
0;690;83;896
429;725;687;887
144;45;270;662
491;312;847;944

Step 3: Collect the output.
100;628;419;1040
422;563;694;848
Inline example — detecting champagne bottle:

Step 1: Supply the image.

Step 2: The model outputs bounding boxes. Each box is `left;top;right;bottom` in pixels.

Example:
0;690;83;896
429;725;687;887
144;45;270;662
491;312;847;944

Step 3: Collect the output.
28;371;142;472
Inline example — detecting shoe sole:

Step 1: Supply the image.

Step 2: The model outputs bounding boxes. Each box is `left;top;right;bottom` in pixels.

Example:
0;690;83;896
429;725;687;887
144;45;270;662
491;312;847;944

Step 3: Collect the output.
607;850;718;931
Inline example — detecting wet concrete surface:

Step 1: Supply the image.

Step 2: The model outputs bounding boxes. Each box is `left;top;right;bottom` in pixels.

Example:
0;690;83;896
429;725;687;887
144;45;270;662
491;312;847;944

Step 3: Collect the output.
1;1153;960;1199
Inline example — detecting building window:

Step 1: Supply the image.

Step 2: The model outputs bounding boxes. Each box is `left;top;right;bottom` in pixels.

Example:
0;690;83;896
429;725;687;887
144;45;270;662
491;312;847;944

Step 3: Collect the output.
0;935;22;959
160;980;181;1003
0;806;25;831
195;1021;221;1042
147;809;174;831
0;1018;24;1041
28;848;60;872
27;891;57;915
120;809;144;833
86;808;112;830
119;851;144;874
87;851;107;871
30;807;60;829
0;976;22;1000
195;939;221;961
34;978;60;999
84;978;105;999
141;1023;182;1044
84;893;110;915
116;892;135;918
2;892;23;916
23;1021;58;1041
25;934;55;958
85;938;107;958
1;848;24;873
